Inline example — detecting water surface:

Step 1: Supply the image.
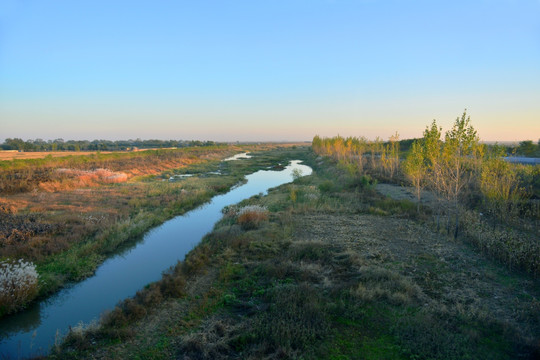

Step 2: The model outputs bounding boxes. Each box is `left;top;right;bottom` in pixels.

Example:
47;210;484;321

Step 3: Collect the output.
223;152;252;161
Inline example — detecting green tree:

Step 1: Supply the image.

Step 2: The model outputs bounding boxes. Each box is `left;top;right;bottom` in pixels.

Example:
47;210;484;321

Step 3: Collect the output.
403;139;426;213
439;110;479;237
422;120;443;195
5;138;25;151
518;140;536;157
381;132;400;178
480;158;522;220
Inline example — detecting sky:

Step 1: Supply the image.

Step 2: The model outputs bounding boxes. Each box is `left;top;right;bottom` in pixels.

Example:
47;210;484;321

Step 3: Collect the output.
1;0;539;142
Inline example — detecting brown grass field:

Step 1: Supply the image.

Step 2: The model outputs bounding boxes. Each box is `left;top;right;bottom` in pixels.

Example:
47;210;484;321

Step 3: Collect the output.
0;148;173;161
0;145;308;161
0;150;117;161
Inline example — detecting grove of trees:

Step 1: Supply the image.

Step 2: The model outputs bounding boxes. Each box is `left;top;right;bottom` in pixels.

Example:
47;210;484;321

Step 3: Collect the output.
313;110;539;240
0;138;218;152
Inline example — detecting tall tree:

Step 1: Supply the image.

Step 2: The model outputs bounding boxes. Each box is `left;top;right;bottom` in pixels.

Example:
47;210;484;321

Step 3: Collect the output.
403;139;426;213
439;110;479;237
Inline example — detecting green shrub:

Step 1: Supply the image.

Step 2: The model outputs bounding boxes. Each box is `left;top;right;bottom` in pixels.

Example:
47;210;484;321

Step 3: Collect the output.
318;180;334;194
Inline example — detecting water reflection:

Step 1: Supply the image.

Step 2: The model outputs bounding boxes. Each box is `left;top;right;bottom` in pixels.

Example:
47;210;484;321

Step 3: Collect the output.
0;302;41;337
223;152;252;161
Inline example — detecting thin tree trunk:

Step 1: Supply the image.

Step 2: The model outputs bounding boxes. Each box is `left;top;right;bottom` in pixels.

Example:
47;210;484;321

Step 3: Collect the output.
454;209;459;239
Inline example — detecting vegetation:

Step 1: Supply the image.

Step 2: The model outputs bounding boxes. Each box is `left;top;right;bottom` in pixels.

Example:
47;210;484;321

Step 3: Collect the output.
0;145;232;194
51;145;539;360
313;111;539;276
0;138;218;152
235;205;269;230
513;140;540;157
2;129;538;359
0;259;39;316
0;144;302;317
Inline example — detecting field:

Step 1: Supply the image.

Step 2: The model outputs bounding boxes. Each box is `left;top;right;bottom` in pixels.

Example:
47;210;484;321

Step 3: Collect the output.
0;150;118;161
50;147;540;360
0;148;191;161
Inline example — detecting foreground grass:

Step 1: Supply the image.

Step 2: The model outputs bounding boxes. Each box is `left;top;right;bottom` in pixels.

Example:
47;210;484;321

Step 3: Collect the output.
0;144;306;317
52;151;540;359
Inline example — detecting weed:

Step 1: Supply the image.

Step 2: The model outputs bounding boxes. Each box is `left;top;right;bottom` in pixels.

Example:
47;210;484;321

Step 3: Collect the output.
236;205;269;230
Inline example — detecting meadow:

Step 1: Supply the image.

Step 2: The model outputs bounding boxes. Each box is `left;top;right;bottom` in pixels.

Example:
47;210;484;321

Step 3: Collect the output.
51;143;539;360
0;151;116;161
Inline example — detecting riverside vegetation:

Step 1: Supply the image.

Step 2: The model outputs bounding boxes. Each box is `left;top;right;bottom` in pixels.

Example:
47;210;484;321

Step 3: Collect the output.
0;144;302;317
51;116;539;359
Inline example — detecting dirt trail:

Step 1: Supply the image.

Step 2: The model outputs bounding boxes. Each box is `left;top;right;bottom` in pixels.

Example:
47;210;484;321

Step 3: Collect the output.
375;183;439;206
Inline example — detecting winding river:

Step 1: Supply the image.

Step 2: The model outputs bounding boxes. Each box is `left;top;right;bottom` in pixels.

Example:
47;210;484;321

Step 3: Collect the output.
0;160;312;358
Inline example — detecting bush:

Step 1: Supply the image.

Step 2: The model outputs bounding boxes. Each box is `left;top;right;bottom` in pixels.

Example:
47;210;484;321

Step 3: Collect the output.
0;259;39;315
237;205;269;230
318;180;334;194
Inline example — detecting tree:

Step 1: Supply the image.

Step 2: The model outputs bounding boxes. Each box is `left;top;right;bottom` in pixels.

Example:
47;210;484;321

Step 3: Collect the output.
421;120;444;228
480;158;522;221
4;138;25;151
403;139;426;213
381;132;400;178
422;120;442;194
518;140;536;157
439;110;479;237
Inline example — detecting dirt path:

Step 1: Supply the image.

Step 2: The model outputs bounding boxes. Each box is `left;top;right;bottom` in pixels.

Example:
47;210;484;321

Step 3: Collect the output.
375;183;439;206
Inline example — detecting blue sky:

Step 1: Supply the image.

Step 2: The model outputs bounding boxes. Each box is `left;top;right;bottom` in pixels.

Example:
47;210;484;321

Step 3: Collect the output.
1;0;539;142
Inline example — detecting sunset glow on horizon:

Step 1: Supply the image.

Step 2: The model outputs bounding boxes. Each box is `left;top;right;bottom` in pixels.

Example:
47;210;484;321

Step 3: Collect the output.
1;0;539;143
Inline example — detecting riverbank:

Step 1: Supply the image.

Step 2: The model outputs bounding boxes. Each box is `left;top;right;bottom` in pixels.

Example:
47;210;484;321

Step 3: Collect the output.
53;151;540;359
0;144;305;318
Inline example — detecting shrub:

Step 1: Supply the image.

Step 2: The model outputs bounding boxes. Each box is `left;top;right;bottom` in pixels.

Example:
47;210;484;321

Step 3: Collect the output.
0;259;39;315
318;180;334;194
237;205;269;230
292;168;303;181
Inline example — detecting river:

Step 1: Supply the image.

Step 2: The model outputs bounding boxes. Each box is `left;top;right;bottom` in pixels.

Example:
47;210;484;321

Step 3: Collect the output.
0;159;312;358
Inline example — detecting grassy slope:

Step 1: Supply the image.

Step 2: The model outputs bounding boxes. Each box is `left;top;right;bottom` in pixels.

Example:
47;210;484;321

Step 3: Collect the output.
53;149;540;359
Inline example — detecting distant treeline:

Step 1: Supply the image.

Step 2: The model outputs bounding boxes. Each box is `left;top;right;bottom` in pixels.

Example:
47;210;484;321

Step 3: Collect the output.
0;138;218;152
513;140;540;157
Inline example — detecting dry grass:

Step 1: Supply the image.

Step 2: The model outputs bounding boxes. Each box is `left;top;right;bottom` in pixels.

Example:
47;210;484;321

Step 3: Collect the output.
0;150;115;161
0;147;165;161
0;147;228;194
236;205;269;230
0;259;39;316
